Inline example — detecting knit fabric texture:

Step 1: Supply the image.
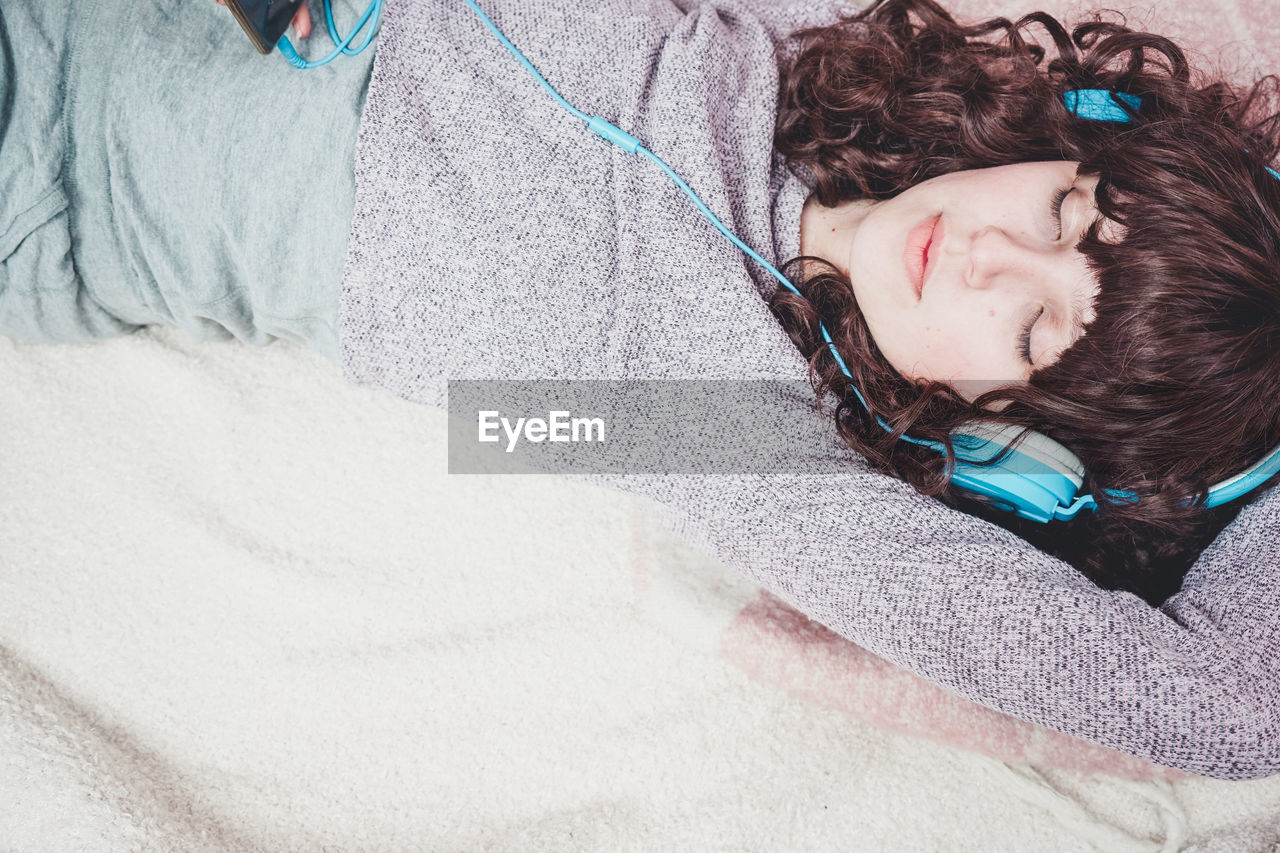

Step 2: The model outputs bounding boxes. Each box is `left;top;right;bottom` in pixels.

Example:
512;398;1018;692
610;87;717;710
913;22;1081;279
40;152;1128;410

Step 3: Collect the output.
336;0;1279;779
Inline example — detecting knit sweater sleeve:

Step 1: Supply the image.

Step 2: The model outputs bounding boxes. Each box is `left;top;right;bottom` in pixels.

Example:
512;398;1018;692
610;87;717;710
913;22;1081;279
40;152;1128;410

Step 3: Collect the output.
581;451;1280;780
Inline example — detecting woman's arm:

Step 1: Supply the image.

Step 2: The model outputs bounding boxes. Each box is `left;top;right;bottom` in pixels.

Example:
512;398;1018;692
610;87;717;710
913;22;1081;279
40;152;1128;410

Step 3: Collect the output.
576;426;1280;780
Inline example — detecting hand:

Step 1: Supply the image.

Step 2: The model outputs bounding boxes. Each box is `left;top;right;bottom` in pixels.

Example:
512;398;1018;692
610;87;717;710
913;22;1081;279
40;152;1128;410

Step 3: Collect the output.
214;0;312;39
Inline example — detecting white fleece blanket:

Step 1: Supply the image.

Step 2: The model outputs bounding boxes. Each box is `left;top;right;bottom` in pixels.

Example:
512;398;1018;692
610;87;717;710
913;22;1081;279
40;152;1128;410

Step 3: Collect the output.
3;328;1279;852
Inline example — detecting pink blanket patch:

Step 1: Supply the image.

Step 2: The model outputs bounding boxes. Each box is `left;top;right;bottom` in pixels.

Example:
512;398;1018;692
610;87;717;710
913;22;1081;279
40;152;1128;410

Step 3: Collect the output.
720;590;1192;781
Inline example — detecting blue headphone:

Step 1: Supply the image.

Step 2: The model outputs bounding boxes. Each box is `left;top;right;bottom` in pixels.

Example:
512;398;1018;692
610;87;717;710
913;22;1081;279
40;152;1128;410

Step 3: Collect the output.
296;1;1280;523
272;0;383;69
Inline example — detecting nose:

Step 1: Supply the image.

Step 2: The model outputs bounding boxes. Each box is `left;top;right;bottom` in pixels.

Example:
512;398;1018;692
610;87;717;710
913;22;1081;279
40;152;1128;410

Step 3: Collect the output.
963;225;1043;291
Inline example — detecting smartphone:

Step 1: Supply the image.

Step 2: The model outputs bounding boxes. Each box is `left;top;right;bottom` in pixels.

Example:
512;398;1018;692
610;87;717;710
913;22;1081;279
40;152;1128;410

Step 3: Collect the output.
223;0;307;55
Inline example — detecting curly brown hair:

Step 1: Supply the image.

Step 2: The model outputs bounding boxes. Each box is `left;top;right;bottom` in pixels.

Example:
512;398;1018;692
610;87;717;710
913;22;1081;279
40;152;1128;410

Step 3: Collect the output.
769;0;1280;606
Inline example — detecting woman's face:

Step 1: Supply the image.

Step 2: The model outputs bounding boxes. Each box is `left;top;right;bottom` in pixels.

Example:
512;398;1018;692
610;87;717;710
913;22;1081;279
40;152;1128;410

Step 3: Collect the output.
799;161;1120;402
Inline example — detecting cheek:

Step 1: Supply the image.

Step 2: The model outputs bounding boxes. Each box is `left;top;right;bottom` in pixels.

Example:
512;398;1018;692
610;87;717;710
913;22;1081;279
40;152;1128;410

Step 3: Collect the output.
884;323;954;381
902;325;995;384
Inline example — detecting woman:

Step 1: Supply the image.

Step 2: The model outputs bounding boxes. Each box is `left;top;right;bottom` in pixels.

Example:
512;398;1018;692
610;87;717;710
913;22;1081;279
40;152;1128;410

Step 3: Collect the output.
3;0;1277;777
772;0;1280;607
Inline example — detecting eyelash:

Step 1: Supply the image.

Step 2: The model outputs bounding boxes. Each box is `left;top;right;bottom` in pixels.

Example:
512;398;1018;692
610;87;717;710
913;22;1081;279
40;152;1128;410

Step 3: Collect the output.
1020;186;1073;365
1049;186;1071;239
1019;306;1044;364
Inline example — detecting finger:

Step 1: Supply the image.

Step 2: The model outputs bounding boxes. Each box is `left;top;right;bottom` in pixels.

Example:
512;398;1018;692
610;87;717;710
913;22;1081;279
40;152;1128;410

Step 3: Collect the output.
292;4;312;39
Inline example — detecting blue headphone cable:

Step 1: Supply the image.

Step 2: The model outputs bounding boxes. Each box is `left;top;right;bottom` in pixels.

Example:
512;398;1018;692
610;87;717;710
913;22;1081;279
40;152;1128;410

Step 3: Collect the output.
277;0;383;70
448;0;1116;521
457;0;1280;521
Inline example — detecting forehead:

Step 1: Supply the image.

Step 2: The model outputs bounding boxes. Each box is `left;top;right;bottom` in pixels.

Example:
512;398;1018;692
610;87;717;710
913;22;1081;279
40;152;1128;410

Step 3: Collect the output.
937;160;1071;188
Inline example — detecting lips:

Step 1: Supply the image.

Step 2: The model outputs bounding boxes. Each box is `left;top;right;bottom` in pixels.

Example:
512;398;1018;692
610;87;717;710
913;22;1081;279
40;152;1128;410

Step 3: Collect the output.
923;216;943;294
904;214;941;301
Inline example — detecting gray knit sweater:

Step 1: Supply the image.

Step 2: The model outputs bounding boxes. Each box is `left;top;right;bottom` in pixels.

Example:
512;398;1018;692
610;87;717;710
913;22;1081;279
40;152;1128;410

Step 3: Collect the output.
337;0;1279;779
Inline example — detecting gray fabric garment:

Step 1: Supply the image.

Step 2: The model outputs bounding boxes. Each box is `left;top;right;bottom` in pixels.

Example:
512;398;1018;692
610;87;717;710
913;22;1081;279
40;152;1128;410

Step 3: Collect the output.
9;0;375;358
338;0;1280;779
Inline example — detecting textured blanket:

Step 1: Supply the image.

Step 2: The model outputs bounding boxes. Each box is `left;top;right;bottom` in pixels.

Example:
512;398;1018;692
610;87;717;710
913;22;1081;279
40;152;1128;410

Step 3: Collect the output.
3;328;1279;850
3;0;1280;848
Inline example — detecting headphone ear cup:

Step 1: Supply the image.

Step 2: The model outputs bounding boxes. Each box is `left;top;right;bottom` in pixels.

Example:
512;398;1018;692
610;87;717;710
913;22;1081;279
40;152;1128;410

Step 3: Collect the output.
946;420;1086;522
